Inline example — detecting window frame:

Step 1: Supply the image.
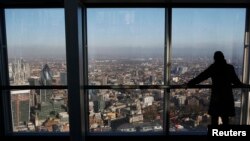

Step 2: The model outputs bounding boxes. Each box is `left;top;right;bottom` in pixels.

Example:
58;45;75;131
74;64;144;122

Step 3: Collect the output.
1;7;69;136
0;0;249;140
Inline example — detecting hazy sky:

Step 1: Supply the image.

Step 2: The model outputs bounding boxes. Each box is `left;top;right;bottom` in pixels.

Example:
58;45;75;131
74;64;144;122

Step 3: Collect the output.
5;8;246;58
172;8;245;58
5;9;66;58
173;8;245;47
87;8;165;49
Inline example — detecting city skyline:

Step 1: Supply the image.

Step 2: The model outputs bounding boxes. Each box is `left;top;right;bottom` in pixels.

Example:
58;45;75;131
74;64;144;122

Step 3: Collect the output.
4;8;246;133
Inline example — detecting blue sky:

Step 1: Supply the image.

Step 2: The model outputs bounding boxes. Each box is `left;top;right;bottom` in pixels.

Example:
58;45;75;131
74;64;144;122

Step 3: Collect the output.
87;8;165;49
172;8;246;58
5;8;246;58
172;8;246;49
5;9;66;58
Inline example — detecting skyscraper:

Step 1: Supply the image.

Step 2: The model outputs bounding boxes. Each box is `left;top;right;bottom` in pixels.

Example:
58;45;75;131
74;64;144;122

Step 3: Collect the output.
40;64;53;86
60;72;67;85
10;58;30;85
102;75;108;85
11;90;30;128
28;76;40;86
40;64;53;103
94;95;105;113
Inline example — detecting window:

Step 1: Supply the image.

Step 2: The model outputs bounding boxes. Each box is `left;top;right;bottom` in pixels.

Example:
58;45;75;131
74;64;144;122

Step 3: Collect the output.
0;1;249;138
5;9;69;132
170;8;246;132
5;9;67;86
87;8;165;132
87;8;165;86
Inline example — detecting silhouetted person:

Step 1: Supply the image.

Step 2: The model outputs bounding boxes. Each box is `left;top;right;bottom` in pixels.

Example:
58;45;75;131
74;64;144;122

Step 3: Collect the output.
186;51;244;126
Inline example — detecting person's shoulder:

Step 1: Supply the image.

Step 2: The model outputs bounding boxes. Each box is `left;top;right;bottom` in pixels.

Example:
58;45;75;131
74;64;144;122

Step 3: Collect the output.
226;64;235;69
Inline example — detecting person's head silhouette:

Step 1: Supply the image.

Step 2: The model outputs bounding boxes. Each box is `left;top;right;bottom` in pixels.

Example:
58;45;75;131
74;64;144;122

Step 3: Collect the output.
214;51;225;63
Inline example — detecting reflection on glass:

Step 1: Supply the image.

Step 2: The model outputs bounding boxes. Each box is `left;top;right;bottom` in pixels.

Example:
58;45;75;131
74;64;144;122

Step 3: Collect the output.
88;89;163;132
11;89;69;132
171;8;245;133
87;8;165;85
5;9;67;85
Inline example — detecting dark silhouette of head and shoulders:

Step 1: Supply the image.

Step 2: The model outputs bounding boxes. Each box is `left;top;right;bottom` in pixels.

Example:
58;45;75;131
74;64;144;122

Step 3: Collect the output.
186;51;244;126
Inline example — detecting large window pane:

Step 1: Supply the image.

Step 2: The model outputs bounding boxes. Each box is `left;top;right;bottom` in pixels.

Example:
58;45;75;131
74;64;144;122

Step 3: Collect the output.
88;89;164;133
171;8;245;133
11;89;69;132
87;8;165;85
5;9;67;86
5;9;69;133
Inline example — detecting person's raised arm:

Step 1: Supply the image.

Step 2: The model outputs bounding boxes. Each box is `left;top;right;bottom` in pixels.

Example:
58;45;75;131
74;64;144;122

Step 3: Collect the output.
187;65;212;87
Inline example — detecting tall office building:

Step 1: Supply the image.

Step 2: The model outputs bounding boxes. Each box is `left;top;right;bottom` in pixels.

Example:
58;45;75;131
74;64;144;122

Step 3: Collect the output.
9;58;30;85
11;90;30;127
28;76;40;86
40;64;53;86
102;75;108;85
94;95;105;113
40;64;53;103
60;72;67;85
36;64;65;121
9;63;13;79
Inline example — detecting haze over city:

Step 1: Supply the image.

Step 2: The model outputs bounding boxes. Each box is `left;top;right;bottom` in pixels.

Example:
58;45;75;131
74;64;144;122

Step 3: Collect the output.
4;8;245;132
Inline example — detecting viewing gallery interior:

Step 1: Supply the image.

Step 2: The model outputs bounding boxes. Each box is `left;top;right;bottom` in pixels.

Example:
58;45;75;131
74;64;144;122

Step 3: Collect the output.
1;0;250;141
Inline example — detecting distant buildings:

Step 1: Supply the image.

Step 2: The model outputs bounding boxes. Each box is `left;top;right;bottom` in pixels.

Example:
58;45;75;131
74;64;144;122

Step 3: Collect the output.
60;72;67;85
7;55;242;133
40;64;53;85
9;58;30;85
8;58;69;132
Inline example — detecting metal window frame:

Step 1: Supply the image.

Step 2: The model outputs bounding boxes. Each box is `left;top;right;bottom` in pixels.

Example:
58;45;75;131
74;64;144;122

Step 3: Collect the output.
0;4;70;138
83;7;168;136
242;8;250;125
83;6;249;136
0;8;11;136
84;5;250;135
64;0;85;141
164;7;172;135
0;0;250;140
1;7;69;136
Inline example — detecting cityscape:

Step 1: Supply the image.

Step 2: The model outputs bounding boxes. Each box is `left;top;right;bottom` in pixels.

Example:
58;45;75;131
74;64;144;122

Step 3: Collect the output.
8;53;243;133
9;58;68;132
88;55;242;132
5;8;245;133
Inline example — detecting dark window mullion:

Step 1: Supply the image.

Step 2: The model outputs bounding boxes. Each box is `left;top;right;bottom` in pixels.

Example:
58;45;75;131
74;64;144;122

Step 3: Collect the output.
241;8;250;125
0;8;13;135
